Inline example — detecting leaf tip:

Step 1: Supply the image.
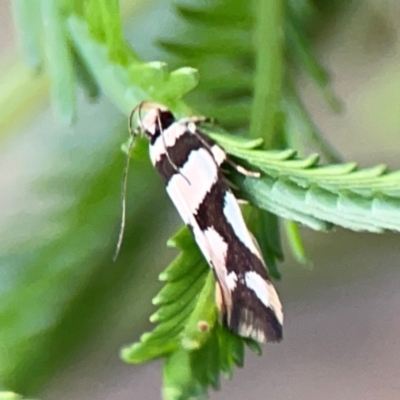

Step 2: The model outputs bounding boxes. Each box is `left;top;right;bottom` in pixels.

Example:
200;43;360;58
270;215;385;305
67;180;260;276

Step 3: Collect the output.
162;386;184;400
180;337;201;351
152;295;163;305
149;312;160;323
158;271;169;281
119;344;137;363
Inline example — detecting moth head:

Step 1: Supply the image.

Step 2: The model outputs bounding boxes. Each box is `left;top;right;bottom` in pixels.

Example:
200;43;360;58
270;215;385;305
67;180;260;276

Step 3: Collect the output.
129;102;176;141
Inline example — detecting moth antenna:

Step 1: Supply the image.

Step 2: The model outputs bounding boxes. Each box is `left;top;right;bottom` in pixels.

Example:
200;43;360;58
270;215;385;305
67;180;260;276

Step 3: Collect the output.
113;104;143;261
113;137;135;261
129;101;146;134
157;112;191;185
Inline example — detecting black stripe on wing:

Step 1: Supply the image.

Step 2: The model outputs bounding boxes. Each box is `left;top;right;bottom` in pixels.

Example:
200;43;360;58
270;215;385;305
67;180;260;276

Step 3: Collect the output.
195;180;282;342
229;278;283;342
154;126;217;183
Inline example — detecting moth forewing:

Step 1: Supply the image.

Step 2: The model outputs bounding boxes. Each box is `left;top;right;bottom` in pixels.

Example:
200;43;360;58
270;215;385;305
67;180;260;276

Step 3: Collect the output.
133;102;283;343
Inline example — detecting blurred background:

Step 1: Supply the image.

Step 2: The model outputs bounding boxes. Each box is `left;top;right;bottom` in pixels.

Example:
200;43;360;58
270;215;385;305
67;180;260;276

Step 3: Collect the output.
1;0;400;399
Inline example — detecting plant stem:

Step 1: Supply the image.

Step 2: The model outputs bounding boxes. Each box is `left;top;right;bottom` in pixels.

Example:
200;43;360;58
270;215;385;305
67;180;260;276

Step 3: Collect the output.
250;0;284;148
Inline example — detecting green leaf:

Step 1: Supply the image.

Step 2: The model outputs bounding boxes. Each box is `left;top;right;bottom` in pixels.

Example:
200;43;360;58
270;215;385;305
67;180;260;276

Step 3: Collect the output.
67;16;147;114
209;140;400;232
67;15;198;115
71;46;100;100
11;0;42;70
284;220;311;266
160;67;199;102
121;228;209;364
207;131;264;150
122;227;262;398
40;0;76;124
180;272;218;351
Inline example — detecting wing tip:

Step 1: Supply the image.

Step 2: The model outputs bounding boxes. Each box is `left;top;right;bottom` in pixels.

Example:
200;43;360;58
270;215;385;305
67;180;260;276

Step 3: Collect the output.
234;306;283;344
215;279;284;343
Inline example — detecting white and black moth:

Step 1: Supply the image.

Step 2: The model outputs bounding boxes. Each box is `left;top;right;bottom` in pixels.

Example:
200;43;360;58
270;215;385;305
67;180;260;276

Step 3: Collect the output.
131;102;283;343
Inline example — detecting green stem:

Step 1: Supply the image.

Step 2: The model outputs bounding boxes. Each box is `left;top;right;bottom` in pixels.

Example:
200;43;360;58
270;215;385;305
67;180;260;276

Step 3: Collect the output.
249;0;285;278
250;0;284;148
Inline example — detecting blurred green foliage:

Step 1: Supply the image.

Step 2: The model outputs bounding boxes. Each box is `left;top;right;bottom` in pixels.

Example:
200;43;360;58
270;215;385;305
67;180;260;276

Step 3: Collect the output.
2;0;400;399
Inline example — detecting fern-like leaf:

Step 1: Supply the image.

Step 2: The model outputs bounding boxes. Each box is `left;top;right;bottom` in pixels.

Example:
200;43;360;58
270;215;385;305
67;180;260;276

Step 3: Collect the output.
208;131;400;232
122;227;261;399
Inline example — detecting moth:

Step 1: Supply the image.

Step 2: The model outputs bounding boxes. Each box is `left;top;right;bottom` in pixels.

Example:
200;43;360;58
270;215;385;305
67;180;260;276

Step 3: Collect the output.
124;102;283;343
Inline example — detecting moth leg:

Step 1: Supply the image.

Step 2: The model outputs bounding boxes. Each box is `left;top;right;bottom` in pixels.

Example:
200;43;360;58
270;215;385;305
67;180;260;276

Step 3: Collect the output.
236;198;249;205
220;154;261;178
223;177;240;191
185;121;260;178
225;159;260;178
180;116;214;125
